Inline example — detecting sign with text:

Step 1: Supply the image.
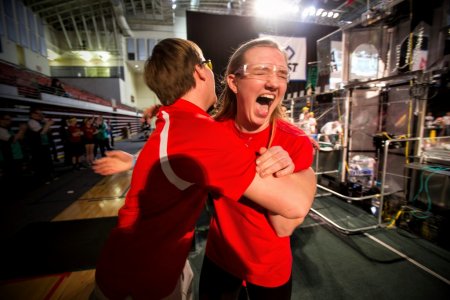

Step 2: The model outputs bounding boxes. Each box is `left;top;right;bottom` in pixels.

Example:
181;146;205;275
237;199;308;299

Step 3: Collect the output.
259;34;307;81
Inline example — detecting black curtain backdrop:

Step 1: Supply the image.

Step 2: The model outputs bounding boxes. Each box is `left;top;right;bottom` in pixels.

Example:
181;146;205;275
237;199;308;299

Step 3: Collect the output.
186;11;337;96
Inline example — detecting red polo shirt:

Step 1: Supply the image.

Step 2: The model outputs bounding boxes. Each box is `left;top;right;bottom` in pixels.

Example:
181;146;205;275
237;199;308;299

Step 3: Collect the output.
96;100;257;299
206;118;314;287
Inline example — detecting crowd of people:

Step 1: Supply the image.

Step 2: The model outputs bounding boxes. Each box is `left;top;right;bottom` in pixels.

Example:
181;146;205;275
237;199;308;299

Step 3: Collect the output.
0;109;115;192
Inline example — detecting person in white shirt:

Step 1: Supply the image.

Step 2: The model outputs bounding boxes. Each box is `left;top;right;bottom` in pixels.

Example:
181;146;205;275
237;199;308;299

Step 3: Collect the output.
320;121;342;144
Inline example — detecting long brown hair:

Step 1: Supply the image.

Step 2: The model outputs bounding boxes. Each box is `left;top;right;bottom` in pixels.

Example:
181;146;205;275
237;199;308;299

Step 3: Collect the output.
214;38;288;121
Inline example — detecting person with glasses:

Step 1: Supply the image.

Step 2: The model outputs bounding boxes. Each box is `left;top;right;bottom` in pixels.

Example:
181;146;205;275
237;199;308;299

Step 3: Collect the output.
199;38;315;299
92;38;315;300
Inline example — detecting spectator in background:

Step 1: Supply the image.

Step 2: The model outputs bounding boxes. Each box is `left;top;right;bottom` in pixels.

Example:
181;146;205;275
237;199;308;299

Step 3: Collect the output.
0;113;27;194
106;119;114;149
67;117;84;170
281;105;290;122
299;106;309;122
51;78;68;97
94;116;109;158
82;117;97;166
26;107;54;184
320;120;343;145
308;112;317;136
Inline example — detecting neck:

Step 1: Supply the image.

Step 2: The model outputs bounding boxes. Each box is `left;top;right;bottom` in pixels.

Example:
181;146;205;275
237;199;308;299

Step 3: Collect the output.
234;117;271;134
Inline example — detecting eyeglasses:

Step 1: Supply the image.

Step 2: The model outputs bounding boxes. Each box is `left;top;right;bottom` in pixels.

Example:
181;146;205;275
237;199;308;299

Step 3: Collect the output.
201;59;213;71
235;64;290;82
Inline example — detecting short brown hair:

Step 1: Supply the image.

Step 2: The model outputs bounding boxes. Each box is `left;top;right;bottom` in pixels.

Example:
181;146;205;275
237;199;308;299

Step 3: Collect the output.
144;38;202;106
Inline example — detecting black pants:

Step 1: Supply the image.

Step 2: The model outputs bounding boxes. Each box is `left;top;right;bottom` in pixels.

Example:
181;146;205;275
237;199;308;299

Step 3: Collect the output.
199;255;292;300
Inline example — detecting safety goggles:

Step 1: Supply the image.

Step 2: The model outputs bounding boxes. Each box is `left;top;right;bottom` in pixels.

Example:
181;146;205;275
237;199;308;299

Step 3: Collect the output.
234;63;290;82
201;59;213;71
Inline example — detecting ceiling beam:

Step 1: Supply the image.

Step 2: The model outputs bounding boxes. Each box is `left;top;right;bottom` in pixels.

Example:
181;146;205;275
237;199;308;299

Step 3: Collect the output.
57;13;72;49
130;0;137;15
71;13;83;48
91;13;102;50
141;0;146;14
81;14;93;49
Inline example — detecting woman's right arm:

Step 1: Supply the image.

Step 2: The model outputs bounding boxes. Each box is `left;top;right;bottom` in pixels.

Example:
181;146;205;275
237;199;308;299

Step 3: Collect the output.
244;167;316;219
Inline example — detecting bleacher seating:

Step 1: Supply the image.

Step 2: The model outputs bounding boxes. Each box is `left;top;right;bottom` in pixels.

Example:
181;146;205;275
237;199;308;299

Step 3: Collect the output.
0;59;144;162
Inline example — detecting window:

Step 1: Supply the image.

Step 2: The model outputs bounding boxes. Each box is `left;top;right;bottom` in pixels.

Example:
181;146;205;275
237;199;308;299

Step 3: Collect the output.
37;19;46;56
4;0;17;42
127;38;135;60
27;7;37;52
15;0;28;48
137;38;146;61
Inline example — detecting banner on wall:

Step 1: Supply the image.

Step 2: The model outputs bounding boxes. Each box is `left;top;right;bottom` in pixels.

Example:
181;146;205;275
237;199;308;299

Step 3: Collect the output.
259;34;307;81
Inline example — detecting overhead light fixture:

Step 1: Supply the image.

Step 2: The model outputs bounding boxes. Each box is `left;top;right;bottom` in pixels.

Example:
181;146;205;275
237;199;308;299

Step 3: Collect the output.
74;51;93;62
333;12;339;18
316;8;323;16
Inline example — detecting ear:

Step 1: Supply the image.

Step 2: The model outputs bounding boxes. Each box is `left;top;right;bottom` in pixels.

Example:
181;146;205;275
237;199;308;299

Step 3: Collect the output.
194;64;207;81
227;74;238;94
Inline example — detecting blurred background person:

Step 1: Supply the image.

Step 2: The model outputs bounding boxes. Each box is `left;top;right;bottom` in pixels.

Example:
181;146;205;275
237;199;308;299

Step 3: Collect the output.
26;107;54;184
82;117;97;166
0;113;27;194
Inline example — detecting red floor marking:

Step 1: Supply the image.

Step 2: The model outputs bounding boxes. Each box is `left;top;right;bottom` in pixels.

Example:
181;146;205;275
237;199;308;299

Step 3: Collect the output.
43;272;71;300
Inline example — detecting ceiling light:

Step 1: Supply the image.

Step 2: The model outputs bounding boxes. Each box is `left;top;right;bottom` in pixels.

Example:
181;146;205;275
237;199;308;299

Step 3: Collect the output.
333;12;339;18
327;11;333;18
321;11;328;17
316;8;323;16
74;51;93;62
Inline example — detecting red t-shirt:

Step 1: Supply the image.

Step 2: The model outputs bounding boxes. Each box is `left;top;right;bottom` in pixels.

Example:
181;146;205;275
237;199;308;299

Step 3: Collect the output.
95;100;257;300
206;118;314;287
68;125;82;143
83;125;96;141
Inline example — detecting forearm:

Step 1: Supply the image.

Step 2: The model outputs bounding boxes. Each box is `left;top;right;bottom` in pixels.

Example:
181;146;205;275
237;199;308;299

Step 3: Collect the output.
267;213;305;237
244;167;317;219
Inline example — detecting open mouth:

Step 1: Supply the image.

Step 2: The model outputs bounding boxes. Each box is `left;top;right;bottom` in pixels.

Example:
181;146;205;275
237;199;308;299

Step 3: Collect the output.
255;95;274;118
256;95;274;106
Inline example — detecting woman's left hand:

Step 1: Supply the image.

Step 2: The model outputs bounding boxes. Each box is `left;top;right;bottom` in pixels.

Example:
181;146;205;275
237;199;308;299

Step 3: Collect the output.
256;146;294;178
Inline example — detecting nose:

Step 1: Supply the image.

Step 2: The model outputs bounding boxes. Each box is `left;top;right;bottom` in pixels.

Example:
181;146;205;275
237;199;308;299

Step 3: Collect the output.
265;73;282;88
